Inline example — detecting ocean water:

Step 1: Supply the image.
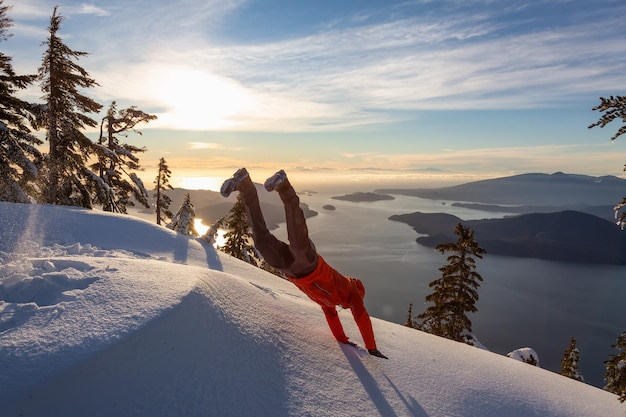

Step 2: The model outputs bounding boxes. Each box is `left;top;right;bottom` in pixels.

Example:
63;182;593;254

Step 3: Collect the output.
271;193;626;389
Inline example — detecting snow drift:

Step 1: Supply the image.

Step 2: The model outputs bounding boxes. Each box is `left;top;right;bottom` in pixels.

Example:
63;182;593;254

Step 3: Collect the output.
0;202;623;416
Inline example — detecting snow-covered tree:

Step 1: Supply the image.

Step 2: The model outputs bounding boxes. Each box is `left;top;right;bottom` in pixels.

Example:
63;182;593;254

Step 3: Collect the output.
0;1;42;203
169;193;198;237
38;6;103;207
561;336;584;382
200;214;226;246
604;330;626;402
508;347;540;367
417;222;486;344
91;101;157;212
154;157;173;225
589;96;626;229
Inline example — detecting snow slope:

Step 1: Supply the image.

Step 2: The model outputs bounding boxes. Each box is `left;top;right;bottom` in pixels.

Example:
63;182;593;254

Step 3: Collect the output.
0;202;623;417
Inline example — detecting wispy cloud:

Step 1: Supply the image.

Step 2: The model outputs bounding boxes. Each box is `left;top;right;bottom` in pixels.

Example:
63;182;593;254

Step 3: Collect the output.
9;0;626;133
336;144;626;177
187;142;221;150
341;152;381;159
9;1;109;19
217;12;625;111
186;141;245;152
10;1;51;19
126;2;625;130
69;3;111;17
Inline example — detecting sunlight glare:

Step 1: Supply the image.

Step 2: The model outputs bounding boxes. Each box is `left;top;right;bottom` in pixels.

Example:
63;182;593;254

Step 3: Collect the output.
194;219;227;248
150;67;256;130
215;229;227;247
194;219;210;236
177;176;222;191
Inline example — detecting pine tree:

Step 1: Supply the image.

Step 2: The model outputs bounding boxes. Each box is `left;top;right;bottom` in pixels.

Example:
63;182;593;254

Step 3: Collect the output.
200;201;285;277
91;101;157;212
169;193;198;237
404;303;415;328
154;157;173;225
589;96;626;229
604;330;626;402
220;195;263;267
0;1;43;202
256;258;284;277
38;6;103;207
417;222;486;344
589;96;626;142
561;336;584;382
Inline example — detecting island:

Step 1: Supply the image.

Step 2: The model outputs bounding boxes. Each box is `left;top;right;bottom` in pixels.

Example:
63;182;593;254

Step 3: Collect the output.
389;210;626;265
322;205;336;211
331;192;394;202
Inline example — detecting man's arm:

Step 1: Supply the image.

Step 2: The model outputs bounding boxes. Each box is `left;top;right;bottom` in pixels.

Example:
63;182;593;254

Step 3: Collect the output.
321;306;349;344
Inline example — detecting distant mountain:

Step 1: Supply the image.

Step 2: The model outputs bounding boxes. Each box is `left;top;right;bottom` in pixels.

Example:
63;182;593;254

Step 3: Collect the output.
376;172;626;206
450;202;617;223
389;210;626;265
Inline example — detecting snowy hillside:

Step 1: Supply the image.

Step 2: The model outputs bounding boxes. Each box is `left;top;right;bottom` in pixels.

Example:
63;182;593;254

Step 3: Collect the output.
0;202;623;417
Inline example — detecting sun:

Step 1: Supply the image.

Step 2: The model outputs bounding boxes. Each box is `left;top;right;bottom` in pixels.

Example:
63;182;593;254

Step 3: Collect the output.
149;66;256;130
176;176;223;191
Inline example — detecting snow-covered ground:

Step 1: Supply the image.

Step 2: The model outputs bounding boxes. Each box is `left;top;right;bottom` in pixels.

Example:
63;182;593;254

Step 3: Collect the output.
0;201;623;417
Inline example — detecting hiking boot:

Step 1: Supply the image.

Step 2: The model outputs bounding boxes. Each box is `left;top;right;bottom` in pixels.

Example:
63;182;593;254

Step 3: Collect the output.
220;167;249;197
264;169;287;192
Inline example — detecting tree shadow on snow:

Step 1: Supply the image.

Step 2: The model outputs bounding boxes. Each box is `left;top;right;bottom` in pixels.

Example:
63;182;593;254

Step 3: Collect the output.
199;239;223;271
171;233;223;272
172;231;190;264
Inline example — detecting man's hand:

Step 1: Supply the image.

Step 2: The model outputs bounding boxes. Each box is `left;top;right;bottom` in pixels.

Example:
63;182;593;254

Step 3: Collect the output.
368;349;389;359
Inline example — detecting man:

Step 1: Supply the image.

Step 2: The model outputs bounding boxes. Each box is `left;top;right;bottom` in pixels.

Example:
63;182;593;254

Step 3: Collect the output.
221;168;388;359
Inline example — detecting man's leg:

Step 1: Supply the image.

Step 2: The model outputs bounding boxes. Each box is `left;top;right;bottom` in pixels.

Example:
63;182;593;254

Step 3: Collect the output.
266;171;318;277
222;169;294;272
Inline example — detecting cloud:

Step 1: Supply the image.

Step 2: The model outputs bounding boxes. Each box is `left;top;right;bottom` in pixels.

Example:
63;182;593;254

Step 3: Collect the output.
9;1;109;18
341;152;380;159
187;142;221;150
10;1;51;19
321;143;626;178
12;0;626;133
185;141;247;152
229;14;622;111
71;4;111;17
94;61;372;132
148;3;625;130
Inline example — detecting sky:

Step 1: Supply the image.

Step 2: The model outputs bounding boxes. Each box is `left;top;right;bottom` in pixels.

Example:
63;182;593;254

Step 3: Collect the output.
1;201;623;416
4;0;626;191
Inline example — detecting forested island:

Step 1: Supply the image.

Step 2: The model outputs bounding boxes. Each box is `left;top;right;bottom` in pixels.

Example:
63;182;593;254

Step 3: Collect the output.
390;210;626;265
332;192;395;202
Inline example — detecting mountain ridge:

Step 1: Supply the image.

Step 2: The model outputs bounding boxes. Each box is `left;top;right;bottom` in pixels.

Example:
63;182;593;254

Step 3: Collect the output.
376;172;626;206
